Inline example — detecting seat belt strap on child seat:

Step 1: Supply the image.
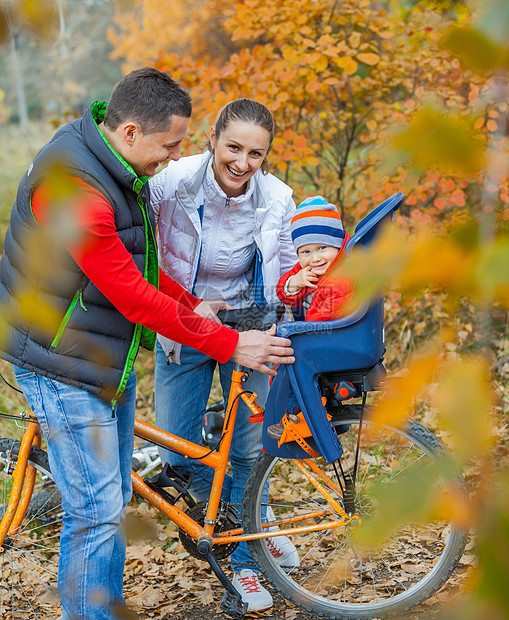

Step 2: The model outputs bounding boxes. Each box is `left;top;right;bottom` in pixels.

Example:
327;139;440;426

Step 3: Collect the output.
278;412;319;458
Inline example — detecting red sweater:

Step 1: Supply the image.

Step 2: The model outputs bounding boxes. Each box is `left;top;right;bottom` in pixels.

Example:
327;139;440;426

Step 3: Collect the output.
31;178;239;362
276;237;353;322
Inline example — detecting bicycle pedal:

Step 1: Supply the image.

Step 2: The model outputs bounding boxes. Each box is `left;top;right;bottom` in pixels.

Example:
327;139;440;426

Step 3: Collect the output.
144;463;196;508
220;590;248;618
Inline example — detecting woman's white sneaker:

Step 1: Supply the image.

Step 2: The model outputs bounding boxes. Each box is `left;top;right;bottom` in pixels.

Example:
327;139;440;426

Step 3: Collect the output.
232;569;273;611
265;506;300;568
266;534;300;568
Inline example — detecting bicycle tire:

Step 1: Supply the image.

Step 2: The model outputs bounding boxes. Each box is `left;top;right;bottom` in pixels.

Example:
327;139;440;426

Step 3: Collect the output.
0;438;62;619
243;412;469;619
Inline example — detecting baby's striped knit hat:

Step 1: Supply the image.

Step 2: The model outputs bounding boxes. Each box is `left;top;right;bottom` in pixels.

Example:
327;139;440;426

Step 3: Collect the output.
290;196;344;251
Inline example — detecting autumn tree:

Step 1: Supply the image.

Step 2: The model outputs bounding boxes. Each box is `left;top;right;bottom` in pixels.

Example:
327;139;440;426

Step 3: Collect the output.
115;0;502;232
109;0;239;71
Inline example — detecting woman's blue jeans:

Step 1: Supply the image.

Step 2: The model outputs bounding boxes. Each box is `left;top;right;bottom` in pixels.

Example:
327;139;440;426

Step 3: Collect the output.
13;366;136;620
154;342;269;572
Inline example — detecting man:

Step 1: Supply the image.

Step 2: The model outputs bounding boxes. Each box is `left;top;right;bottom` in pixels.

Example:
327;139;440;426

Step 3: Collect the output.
0;67;293;619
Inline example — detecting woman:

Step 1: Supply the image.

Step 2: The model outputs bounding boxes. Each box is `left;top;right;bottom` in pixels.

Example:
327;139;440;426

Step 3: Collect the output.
149;99;297;611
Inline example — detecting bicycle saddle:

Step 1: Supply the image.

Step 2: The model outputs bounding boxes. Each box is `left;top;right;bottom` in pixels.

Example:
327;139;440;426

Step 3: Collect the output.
217;304;286;332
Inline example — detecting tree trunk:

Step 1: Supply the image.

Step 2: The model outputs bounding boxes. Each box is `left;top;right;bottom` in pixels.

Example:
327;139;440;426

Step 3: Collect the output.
9;35;29;131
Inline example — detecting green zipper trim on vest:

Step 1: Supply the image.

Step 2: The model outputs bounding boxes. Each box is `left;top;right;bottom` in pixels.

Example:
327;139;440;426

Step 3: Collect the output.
134;188;159;352
78;291;87;311
28;194;39;224
109;158;159;403
50;289;80;348
111;323;143;408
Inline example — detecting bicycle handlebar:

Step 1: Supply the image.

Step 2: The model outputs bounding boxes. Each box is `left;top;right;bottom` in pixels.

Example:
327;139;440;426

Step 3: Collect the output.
217;304;285;332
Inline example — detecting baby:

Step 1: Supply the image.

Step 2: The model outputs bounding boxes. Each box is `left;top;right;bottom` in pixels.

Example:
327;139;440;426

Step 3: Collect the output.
267;196;353;440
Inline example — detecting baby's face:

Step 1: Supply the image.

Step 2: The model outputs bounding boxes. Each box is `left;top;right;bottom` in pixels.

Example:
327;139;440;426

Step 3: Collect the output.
297;243;339;276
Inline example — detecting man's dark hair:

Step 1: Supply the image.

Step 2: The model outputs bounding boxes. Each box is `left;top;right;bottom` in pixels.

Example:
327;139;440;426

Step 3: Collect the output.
104;67;192;135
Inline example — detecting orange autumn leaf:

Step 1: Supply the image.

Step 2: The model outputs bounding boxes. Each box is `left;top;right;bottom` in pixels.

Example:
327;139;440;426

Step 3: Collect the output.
451;189;466;206
293;136;307;151
356;52;380;65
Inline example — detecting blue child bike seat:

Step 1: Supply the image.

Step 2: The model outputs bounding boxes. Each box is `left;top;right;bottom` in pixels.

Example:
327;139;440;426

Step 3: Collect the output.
262;192;405;463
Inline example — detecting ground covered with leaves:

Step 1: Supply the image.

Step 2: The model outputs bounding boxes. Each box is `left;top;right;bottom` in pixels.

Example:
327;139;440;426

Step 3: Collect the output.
121;500;474;620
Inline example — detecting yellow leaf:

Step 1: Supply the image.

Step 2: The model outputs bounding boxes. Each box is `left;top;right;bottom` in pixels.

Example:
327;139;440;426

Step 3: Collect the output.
440;26;508;74
389;108;486;177
16;292;62;336
432;357;494;461
476;239;509;306
19;0;59;41
357;52;380;66
336;56;358;75
315;54;328;72
0;6;9;45
303;156;320;166
370;345;443;428
354;458;455;547
349;32;361;49
400;233;476;293
331;224;410;308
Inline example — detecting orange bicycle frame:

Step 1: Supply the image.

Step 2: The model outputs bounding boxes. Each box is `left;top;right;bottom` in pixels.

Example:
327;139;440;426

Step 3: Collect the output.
0;420;42;548
131;366;358;546
0;367;358;550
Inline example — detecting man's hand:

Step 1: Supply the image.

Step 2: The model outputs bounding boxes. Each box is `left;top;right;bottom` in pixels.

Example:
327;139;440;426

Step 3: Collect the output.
194;299;233;324
231;324;294;376
287;267;319;293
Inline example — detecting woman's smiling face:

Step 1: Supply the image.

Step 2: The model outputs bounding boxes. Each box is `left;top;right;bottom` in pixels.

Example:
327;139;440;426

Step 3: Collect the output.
210;120;271;197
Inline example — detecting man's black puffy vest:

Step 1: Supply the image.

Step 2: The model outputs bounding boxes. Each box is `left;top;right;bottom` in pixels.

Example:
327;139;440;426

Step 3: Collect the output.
0;102;159;402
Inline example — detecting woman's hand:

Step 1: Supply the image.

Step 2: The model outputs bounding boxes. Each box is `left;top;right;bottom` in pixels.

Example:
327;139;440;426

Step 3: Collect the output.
287;267;319;293
231;324;295;375
194;299;233;324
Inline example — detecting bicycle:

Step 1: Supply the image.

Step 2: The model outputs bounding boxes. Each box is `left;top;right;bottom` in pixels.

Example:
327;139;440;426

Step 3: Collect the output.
0;194;469;619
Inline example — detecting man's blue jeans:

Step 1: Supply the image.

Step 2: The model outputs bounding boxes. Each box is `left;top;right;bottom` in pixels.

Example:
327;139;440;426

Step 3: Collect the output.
13;366;136;620
154;342;269;571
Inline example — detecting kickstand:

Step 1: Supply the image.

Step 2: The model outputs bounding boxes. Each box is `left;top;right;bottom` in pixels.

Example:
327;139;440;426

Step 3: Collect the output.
203;550;247;618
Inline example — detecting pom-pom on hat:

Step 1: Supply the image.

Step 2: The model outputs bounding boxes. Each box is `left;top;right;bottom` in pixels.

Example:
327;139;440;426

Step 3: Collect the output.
290;196;344;251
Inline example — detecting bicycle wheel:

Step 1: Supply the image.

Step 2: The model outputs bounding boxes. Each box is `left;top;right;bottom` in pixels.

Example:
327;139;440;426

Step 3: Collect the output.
243;411;469;619
0;438;62;619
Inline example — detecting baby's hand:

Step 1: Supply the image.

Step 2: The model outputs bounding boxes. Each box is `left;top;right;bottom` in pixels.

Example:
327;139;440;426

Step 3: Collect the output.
287;266;320;293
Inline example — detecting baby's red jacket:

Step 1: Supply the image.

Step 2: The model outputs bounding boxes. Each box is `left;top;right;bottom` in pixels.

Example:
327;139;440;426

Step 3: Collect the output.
276;233;353;322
